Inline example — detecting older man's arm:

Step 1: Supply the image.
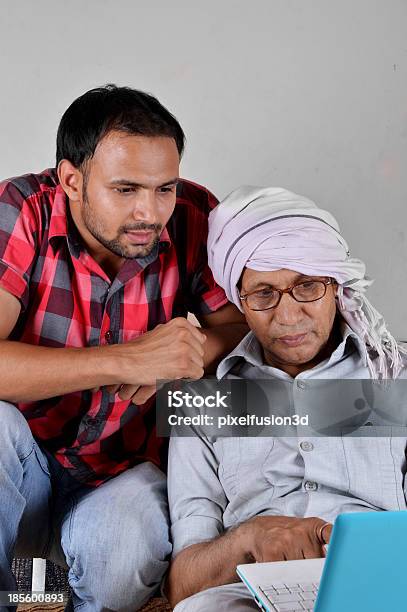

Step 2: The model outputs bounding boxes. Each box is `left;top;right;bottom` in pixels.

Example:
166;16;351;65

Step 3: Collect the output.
166;515;331;607
166;529;249;606
166;433;235;606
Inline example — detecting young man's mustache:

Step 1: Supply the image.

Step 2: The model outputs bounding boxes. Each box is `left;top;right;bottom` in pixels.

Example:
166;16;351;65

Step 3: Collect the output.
121;223;163;233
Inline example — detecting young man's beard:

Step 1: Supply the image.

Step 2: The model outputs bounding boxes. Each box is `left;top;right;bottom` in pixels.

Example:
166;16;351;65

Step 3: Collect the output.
82;193;161;259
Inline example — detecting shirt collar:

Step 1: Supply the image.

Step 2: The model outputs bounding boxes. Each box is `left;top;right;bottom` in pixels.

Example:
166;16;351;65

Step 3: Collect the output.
48;184;70;248
216;320;369;379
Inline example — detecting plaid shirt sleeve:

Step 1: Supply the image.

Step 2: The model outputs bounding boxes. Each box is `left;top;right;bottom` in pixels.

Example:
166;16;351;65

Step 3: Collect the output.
174;180;229;316
0;178;40;310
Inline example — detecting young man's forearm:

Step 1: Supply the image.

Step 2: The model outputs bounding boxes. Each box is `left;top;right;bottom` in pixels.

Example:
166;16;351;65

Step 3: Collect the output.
0;340;120;402
166;527;250;607
0;317;207;403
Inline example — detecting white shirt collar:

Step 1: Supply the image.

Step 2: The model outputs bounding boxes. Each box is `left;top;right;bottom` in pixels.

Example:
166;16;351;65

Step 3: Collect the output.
216;320;369;380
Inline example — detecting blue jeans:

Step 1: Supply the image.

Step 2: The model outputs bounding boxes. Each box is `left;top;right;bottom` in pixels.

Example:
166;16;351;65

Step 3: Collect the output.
0;401;171;612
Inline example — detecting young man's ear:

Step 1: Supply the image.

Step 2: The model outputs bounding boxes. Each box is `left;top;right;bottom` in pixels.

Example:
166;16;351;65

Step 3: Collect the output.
57;160;84;203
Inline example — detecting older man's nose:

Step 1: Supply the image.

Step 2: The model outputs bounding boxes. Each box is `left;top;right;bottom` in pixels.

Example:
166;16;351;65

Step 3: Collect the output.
274;293;304;325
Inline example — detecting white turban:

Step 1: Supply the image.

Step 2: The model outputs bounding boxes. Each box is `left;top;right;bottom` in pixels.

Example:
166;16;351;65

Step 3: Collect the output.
207;186;405;379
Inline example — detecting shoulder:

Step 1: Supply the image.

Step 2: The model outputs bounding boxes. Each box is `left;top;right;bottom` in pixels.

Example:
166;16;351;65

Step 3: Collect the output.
168;179;219;260
0;168;58;223
0;168;58;205
175;178;218;215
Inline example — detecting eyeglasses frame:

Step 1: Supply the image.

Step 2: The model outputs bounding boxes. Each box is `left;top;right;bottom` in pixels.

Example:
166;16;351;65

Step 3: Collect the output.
239;277;336;311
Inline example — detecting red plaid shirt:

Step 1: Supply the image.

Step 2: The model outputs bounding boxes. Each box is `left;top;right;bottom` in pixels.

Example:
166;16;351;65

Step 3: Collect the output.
0;169;228;485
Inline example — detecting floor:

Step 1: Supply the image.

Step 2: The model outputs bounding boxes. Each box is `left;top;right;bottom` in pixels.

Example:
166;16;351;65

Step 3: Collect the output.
17;599;172;611
13;559;172;611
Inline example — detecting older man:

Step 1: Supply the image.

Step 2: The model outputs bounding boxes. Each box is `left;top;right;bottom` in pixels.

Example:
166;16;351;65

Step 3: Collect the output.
166;186;407;611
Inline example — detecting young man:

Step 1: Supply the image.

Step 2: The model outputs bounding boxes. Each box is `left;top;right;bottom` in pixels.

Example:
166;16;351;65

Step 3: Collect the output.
0;85;246;611
167;186;407;611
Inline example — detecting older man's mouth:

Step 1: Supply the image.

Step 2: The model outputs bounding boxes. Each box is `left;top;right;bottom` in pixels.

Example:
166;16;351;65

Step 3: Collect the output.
277;333;308;347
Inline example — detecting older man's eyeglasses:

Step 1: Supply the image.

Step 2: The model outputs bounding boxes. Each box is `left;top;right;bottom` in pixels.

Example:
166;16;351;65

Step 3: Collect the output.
239;278;335;311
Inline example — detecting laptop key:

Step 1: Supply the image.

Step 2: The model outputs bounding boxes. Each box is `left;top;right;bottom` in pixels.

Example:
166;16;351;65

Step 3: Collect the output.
298;583;314;592
274;604;304;611
271;593;302;603
299;592;315;602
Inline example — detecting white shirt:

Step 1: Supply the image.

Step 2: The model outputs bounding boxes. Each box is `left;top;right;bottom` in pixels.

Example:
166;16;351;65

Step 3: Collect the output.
168;324;407;556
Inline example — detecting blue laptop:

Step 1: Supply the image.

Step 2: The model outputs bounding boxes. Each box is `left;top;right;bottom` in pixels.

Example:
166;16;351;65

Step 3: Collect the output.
237;510;407;611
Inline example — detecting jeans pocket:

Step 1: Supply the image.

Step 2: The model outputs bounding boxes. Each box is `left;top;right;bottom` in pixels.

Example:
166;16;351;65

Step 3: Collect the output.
33;442;51;477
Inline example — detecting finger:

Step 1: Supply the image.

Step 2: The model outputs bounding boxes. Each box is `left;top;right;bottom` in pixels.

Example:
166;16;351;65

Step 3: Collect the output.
131;384;157;405
178;329;206;356
259;549;286;563
182;335;205;359
119;384;141;401
321;523;332;544
188;347;206;369
186;323;206;345
105;384;122;394
301;542;325;559
314;521;333;545
283;548;304;561
175;363;205;381
173;318;207;344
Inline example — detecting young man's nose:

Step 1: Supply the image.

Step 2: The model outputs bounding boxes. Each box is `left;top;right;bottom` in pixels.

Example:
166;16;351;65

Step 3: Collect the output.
131;190;157;223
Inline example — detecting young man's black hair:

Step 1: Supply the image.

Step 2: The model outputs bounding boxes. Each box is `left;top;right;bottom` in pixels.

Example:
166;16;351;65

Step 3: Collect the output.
56;83;186;168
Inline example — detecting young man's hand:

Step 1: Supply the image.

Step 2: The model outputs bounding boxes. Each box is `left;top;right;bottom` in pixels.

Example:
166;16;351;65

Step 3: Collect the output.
105;317;206;396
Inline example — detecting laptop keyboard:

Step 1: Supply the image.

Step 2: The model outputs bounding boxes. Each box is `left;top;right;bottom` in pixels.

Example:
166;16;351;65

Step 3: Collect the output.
259;581;319;611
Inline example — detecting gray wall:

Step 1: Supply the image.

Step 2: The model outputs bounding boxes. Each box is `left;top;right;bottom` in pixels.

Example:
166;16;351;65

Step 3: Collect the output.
1;0;405;337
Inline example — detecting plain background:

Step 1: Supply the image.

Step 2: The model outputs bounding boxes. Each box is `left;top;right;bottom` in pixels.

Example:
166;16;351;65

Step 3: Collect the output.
0;0;405;338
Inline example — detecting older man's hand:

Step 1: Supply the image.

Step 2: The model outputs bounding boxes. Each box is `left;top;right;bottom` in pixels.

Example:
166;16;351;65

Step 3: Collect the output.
238;515;332;562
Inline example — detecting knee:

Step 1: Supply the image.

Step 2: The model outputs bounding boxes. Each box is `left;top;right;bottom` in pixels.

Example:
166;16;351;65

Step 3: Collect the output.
67;495;171;610
0;401;32;450
93;548;169;610
70;534;170;610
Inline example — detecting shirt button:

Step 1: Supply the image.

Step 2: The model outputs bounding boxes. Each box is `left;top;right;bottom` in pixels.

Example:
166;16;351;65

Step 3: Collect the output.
300;441;314;452
304;480;318;492
297;381;307;390
105;331;113;344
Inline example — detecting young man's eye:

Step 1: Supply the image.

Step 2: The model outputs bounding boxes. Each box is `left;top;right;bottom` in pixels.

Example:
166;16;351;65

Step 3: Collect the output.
159;186;175;194
115;187;135;194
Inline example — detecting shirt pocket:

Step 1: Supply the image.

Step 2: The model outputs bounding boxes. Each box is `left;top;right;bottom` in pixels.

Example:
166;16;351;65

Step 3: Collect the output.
215;437;275;503
341;427;407;510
